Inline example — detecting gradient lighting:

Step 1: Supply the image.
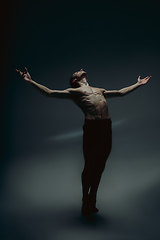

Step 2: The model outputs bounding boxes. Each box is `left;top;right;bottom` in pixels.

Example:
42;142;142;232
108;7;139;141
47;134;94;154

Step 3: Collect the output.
2;0;160;239
47;119;126;141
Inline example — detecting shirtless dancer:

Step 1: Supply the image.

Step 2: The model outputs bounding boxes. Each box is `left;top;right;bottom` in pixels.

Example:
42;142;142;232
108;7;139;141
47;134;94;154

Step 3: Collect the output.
16;68;151;216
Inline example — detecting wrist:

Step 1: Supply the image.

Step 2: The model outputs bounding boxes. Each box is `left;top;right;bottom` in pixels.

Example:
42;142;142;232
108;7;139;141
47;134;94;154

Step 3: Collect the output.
29;79;33;84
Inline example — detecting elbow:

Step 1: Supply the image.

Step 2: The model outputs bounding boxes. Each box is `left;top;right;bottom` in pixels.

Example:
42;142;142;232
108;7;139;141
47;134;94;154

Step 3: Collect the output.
117;90;124;97
46;91;53;97
47;90;57;97
42;90;52;97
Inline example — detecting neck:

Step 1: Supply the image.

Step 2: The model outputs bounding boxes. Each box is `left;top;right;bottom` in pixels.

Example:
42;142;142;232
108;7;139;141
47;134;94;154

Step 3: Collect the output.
78;77;89;87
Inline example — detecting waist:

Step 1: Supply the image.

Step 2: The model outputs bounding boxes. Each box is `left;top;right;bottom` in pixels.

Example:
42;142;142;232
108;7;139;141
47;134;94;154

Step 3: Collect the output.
84;118;112;126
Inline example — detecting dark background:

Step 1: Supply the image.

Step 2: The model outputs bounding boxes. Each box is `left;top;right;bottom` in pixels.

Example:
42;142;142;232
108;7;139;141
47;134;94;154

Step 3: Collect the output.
1;0;160;239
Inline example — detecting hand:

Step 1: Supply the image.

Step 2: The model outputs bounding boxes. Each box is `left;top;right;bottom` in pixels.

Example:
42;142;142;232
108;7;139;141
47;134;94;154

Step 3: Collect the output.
137;75;152;85
15;67;32;83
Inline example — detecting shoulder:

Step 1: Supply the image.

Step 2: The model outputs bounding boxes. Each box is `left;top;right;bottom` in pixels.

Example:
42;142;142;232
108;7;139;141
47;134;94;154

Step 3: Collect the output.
92;87;106;94
67;87;86;95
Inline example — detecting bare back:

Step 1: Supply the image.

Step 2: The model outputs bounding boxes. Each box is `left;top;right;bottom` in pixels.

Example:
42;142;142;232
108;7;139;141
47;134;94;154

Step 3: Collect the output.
70;86;110;120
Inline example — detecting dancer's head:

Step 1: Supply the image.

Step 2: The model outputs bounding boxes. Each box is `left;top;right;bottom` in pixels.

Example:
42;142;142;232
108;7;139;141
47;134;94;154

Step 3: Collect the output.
70;69;88;88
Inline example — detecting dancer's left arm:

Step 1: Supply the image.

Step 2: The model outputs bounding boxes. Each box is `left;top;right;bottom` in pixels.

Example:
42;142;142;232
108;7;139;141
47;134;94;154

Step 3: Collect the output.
103;75;152;98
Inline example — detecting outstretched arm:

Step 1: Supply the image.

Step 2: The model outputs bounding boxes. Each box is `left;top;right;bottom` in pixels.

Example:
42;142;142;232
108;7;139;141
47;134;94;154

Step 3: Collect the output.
103;75;152;98
16;67;72;99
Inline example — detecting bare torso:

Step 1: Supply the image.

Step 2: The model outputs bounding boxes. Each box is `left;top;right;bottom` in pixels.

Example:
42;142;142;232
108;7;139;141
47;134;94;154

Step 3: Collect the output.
71;86;110;120
15;68;152;120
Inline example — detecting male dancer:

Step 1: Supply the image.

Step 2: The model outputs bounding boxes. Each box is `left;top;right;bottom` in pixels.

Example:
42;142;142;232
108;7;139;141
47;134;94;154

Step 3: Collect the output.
16;68;151;216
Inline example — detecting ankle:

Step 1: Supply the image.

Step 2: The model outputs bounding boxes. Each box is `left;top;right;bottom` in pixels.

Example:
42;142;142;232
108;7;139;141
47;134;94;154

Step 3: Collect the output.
88;194;96;205
90;206;99;213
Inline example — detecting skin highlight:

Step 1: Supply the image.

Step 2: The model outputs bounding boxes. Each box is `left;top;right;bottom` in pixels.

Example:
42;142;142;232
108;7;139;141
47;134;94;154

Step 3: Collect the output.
16;67;151;120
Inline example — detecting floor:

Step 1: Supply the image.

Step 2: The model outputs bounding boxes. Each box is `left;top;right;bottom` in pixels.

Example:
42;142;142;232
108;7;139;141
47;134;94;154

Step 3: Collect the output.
1;140;160;240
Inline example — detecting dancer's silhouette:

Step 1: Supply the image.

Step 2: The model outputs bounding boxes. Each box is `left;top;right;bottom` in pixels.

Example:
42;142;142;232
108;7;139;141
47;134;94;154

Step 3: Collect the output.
16;68;151;216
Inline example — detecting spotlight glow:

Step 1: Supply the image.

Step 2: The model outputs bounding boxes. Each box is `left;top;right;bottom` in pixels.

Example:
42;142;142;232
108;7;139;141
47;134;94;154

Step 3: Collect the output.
47;119;126;141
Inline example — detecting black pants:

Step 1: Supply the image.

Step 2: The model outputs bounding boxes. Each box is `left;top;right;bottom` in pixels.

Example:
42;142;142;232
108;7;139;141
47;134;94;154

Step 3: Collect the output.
81;118;112;205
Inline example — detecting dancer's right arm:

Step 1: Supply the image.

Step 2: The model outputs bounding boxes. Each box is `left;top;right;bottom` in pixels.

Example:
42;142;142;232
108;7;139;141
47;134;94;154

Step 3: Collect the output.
15;67;72;99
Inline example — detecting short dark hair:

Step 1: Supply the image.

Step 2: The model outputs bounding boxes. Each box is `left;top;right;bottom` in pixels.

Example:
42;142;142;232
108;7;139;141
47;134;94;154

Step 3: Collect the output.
70;75;78;88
